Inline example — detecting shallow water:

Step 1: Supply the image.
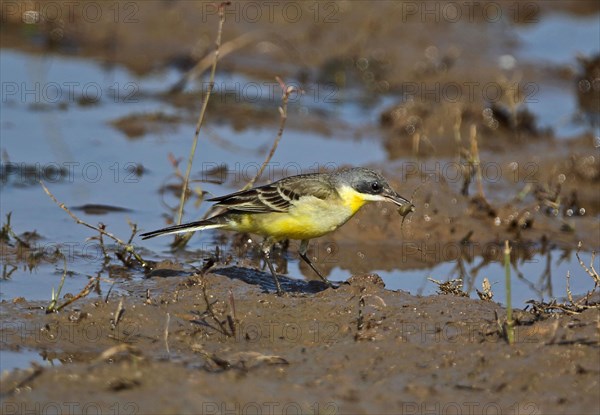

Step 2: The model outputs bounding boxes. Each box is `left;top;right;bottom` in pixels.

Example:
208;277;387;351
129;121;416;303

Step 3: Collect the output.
513;13;600;137
0;349;48;372
357;249;598;306
514;13;599;65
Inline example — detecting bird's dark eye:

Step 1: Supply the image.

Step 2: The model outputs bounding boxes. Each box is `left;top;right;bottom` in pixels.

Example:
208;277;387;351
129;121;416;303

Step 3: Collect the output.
371;182;382;192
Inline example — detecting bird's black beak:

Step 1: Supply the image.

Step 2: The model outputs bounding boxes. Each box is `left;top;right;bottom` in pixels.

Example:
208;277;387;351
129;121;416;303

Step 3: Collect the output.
383;189;411;207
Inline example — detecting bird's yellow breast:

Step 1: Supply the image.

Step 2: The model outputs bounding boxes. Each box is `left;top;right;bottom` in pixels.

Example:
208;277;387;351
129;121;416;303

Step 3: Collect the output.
227;187;367;241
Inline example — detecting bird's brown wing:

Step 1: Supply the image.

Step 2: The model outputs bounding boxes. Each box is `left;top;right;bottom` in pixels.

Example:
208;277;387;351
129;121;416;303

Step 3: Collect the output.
207;175;336;214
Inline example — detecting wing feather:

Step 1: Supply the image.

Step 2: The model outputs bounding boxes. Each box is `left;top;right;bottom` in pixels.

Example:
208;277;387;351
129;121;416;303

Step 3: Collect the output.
207;174;337;214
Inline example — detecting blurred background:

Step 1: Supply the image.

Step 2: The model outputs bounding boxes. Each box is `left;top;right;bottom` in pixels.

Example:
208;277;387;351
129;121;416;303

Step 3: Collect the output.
1;0;599;306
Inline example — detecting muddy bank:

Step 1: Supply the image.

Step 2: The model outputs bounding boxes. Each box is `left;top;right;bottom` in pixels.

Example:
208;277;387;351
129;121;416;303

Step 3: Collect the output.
2;274;599;414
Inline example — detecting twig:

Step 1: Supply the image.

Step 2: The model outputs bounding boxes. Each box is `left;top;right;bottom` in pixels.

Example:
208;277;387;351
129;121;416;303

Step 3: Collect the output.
2;363;44;396
111;299;125;329
126;220;138;245
104;281;116;303
95;344;141;363
1;212;30;248
2;264;18;280
47;256;68;313
40;181;147;268
42;181;122;241
412;132;421;156
576;242;599;284
227;289;236;337
470;124;486;200
97;225;111;264
566;270;574;303
198;278;232;337
119;221;141;265
504;240;515;345
590;251;598;281
453;108;463;154
48;277;98;313
357;296;365;331
175;2;229;229
170;30;264;93
493;310;504;337
164;312;171;356
243;77;299;191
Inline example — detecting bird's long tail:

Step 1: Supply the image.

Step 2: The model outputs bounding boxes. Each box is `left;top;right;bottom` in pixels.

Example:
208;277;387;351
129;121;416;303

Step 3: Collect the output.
139;218;224;240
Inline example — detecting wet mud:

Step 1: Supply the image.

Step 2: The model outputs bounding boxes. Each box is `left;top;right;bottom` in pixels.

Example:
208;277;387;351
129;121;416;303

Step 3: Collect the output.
1;1;599;414
2;274;599;414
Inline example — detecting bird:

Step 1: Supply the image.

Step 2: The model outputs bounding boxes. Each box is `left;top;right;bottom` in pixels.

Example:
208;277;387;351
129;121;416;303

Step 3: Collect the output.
140;167;413;294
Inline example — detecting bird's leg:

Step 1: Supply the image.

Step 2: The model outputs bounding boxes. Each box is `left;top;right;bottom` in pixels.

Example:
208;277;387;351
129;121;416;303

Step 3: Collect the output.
299;239;333;288
261;238;283;295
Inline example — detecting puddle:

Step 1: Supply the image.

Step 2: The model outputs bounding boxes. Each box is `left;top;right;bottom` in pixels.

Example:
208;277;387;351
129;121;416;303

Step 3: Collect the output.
0;349;49;372
375;249;599;307
513;12;600;137
0;260;111;303
202;242;599;308
527;81;586;138
514;13;600;65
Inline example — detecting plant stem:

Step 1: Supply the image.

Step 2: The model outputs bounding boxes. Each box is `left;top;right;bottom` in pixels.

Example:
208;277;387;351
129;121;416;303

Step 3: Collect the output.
243;77;295;191
504;240;514;345
47;256;67;313
175;2;228;227
470;124;485;199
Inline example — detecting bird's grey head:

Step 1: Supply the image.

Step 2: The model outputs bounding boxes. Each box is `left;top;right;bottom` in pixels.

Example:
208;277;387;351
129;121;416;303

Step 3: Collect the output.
334;167;410;206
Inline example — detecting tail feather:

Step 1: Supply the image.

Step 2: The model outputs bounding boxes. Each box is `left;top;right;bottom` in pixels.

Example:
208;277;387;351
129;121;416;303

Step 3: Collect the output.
140;219;224;240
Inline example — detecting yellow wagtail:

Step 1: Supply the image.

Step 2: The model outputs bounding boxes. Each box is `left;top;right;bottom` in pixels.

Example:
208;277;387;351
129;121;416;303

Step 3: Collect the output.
141;167;412;293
